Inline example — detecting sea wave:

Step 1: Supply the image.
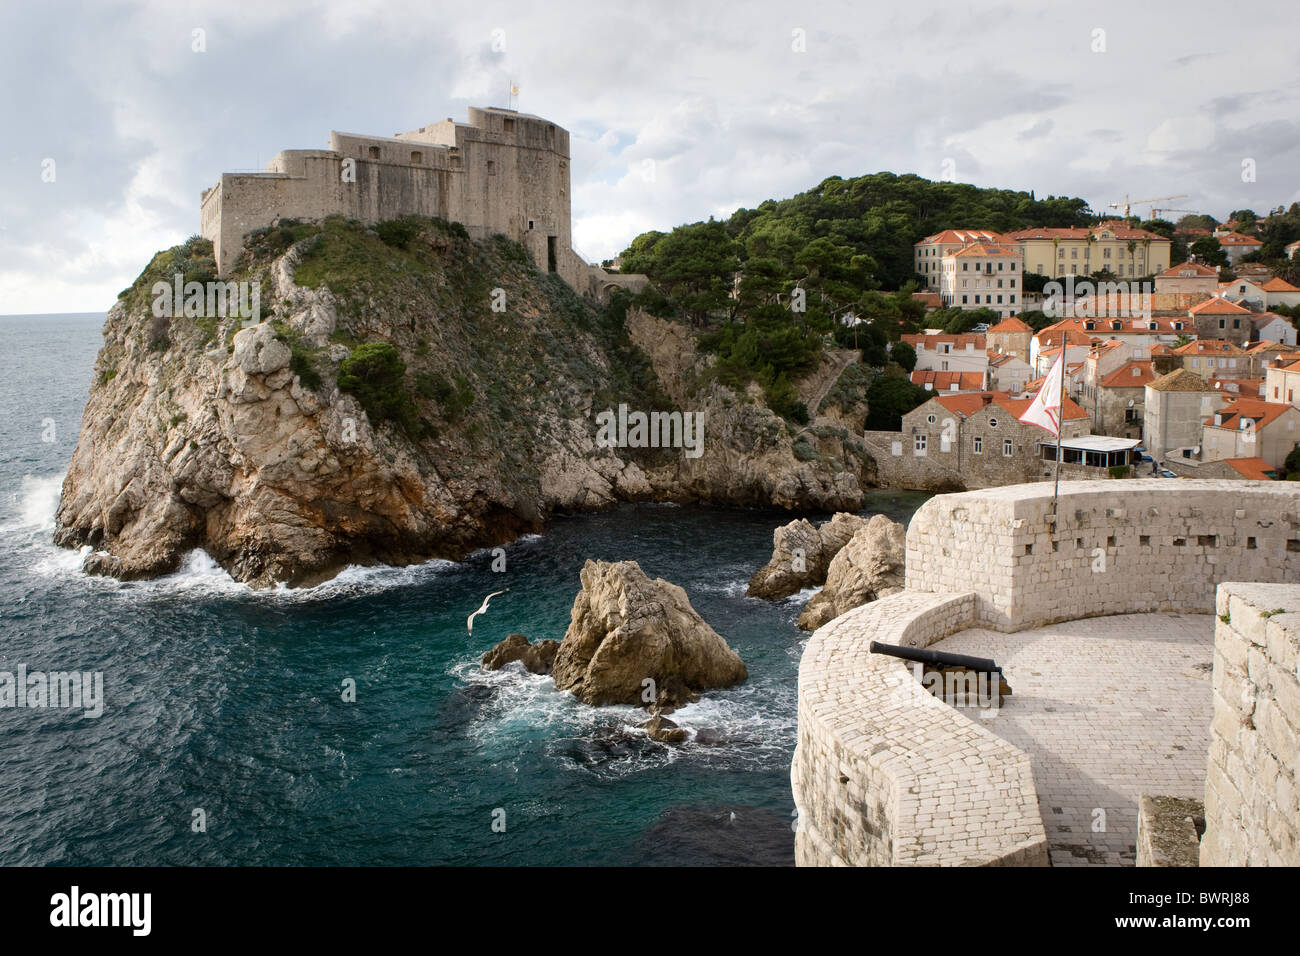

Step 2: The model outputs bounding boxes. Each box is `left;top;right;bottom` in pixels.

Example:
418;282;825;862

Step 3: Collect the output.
4;471;468;601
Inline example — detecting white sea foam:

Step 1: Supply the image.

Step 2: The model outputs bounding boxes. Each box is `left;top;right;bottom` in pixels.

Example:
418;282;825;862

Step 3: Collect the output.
0;474;64;534
4;471;472;598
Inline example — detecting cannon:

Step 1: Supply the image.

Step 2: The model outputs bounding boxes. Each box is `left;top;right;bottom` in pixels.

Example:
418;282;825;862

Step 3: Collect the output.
869;640;1012;702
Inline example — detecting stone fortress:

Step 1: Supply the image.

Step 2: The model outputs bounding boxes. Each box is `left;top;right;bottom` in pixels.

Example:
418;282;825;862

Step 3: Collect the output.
793;480;1300;867
200;106;645;299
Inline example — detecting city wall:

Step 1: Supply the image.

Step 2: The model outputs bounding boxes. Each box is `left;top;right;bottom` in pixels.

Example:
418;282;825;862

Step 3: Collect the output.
794;480;1300;866
1200;582;1300;865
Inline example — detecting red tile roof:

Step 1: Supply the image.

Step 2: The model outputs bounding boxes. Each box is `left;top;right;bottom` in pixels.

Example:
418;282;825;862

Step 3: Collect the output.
1099;361;1157;389
1174;339;1245;356
1217;232;1263;246
950;243;1020;258
1158;260;1219;278
1188;296;1252;315
1262;277;1300;292
989;316;1031;333
910;370;986;391
916;229;1004;245
1204;398;1296;431
1224;457;1279;481
1001;224;1168;242
932;390;1089;421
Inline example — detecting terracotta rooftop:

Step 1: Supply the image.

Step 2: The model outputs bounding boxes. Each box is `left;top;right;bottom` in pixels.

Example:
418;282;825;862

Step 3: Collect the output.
932;390;1090;421
910;370;986;391
1188;296;1253;315
1223;457;1280;481
1174;339;1245;356
1217;232;1263;246
988;316;1032;333
1158;260;1218;278
1205;398;1295;431
1099;361;1157;389
1262;277;1300;292
916;229;1003;245
951;243;1021;258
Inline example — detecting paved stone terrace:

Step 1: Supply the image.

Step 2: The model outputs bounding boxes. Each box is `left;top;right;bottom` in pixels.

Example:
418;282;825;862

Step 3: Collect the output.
932;613;1214;866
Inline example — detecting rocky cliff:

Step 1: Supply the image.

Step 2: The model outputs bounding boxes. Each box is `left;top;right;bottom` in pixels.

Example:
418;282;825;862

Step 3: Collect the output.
55;218;875;586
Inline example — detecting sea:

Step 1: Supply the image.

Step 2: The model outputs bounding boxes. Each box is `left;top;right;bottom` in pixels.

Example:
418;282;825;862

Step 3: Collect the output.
0;312;930;866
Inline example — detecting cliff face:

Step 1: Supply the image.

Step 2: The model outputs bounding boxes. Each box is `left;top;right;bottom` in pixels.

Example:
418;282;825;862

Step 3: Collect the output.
55;218;874;587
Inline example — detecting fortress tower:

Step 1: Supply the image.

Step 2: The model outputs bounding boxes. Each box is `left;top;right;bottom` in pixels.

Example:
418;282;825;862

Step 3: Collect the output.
200;107;642;298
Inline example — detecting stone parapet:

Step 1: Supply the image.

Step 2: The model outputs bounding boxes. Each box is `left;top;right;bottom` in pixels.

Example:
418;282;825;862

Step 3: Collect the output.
792;590;1048;866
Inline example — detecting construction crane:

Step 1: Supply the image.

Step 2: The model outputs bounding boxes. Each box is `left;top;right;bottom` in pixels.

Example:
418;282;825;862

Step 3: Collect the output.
1107;194;1187;217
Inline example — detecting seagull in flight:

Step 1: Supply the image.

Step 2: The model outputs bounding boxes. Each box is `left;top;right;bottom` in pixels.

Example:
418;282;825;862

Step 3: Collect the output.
467;589;509;636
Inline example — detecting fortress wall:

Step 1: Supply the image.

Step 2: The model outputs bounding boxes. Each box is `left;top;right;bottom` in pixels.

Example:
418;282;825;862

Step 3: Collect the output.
203;108;590;291
1201;583;1300;866
905;480;1300;632
793;590;1049;867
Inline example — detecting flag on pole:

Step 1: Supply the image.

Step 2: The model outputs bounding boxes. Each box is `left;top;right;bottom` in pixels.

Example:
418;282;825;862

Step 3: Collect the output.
1018;351;1065;436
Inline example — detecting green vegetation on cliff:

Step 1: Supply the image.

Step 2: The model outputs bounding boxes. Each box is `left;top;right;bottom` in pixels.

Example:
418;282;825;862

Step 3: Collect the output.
617;173;1093;423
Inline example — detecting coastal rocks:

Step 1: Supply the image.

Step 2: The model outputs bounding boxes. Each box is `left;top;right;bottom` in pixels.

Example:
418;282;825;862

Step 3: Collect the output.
642;713;689;744
746;512;870;599
796;514;906;630
552;559;747;707
481;633;560;675
56;223;877;588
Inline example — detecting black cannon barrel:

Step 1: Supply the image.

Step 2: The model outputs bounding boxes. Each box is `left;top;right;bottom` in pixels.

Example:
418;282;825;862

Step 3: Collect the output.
868;641;1001;674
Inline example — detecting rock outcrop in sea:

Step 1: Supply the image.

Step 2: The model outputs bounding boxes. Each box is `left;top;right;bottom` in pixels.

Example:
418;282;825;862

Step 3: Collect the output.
796;514;906;630
551;559;748;707
481;633;560;675
746;511;871;599
54;221;876;587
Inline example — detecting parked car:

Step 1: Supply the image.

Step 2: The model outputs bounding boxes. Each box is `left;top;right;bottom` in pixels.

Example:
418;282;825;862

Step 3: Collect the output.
1159;469;1177;478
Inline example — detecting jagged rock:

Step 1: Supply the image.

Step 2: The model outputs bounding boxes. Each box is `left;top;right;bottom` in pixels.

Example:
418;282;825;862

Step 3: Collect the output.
642;713;689;744
746;511;871;599
481;633;560;675
797;514;906;630
55;223;876;588
552;559;747;707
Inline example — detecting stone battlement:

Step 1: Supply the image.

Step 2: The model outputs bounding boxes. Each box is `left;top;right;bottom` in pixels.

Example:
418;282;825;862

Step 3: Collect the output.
200;106;645;300
793;480;1300;866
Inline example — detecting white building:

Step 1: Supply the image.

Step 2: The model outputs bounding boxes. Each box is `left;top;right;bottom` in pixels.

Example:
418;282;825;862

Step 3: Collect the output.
936;242;1025;319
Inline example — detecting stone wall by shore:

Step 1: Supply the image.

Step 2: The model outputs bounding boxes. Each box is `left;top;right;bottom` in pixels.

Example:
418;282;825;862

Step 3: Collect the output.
793;590;1049;866
905;480;1300;632
795;480;1300;867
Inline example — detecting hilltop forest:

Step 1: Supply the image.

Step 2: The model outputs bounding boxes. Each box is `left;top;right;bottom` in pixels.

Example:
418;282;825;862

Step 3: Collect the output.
616;172;1092;421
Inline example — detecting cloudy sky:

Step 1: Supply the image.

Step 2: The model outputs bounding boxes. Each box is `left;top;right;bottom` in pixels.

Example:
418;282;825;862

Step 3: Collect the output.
3;0;1299;314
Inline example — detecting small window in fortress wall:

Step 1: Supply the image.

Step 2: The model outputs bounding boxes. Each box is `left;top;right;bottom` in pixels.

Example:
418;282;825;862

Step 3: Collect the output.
503;118;515;133
1140;535;1150;546
368;146;380;159
487;160;496;176
410;151;423;165
1247;537;1257;550
1198;535;1217;547
1288;539;1300;553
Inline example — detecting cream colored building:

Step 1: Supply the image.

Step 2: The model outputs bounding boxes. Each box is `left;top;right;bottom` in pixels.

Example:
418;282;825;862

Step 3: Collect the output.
1201;399;1300;468
1265;359;1300;408
913;229;1002;290
935;243;1025;318
1001;222;1172;279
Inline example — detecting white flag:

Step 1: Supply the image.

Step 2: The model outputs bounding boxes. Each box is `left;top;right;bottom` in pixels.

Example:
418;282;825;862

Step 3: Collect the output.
1019;351;1065;436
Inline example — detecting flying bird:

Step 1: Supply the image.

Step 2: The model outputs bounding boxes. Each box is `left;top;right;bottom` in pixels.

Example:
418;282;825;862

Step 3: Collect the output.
467;589;509;636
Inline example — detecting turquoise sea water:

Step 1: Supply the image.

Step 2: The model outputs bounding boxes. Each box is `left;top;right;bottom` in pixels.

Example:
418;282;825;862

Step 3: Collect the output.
0;312;929;865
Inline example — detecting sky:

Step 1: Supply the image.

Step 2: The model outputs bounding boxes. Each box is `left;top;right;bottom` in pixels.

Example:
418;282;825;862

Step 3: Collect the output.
3;0;1299;314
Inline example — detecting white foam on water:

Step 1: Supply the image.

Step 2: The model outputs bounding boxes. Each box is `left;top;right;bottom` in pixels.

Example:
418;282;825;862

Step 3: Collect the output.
0;474;64;534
